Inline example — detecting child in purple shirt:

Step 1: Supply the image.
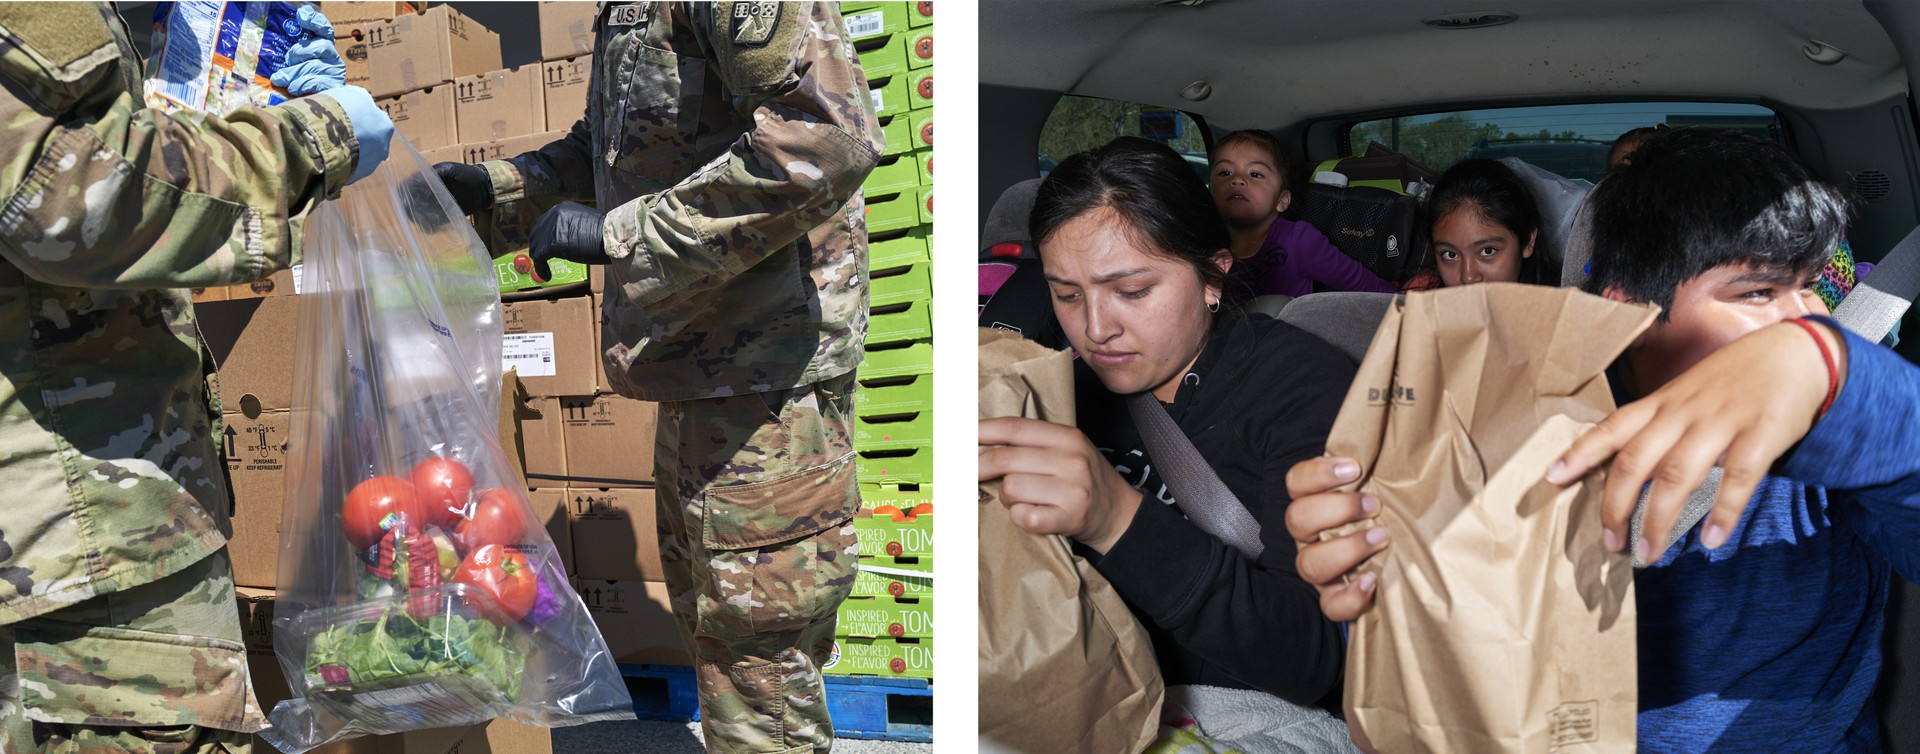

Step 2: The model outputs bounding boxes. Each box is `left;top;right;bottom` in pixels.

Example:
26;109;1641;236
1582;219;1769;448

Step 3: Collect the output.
1209;130;1399;301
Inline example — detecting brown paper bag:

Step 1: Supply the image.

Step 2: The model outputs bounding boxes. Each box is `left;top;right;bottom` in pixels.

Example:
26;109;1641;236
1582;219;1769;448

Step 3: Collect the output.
978;328;1164;754
1327;284;1657;753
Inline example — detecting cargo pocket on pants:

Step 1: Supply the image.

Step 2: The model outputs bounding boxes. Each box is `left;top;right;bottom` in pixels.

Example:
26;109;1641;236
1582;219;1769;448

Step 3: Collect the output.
13;620;262;732
702;453;861;636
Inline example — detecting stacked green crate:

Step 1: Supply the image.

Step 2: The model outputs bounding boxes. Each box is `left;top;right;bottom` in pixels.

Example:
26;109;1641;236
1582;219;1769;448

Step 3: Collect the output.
834;0;933;683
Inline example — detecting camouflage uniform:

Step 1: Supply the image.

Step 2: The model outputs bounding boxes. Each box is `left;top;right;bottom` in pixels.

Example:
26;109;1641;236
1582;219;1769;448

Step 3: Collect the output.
0;3;362;752
480;3;878;751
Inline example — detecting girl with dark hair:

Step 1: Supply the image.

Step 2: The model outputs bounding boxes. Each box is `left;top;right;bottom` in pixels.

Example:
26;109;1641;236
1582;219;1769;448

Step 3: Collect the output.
978;136;1359;723
1427;158;1555;287
1210;130;1399;301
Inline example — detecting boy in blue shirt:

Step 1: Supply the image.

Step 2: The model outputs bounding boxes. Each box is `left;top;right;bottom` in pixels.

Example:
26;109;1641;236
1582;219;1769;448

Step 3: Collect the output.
1285;127;1920;752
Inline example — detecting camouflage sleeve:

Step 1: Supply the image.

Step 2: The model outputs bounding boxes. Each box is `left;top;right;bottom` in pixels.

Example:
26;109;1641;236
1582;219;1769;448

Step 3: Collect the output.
603;1;882;309
477;120;597;253
0;4;358;291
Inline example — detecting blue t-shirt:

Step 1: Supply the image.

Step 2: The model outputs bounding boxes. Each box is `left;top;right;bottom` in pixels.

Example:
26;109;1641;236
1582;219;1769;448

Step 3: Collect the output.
1636;321;1920;752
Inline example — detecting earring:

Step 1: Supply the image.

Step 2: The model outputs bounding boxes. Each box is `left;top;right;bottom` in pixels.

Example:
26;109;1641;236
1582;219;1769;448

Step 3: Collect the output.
1207;300;1220;313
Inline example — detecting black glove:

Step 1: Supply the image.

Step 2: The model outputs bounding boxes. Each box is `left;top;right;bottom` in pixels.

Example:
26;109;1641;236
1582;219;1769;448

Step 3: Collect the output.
432;162;494;216
530;201;610;282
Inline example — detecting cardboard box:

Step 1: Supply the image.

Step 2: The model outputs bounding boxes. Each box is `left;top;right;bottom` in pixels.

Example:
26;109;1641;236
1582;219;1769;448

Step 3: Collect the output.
854;513;933;560
199;296;301;412
856;340;933;380
860;482;931;515
870;264;931;308
539;1;598;61
878;115;911;158
456;130;568;165
851;555;932;599
525;487;575;575
559;393;657;487
323;2;421;90
454;66;547;144
916;149;932;187
825;636;932;679
853;411;931;451
573;579;692;666
836;596;933;639
912;110;933;150
518;397;570;489
856;33;907;82
863;155;920;197
864;191;920;234
910;0;933;27
917;185;934;225
224;408;289;588
868;75;909;118
377;84;458;151
588;290;612;394
494;249;588;293
368;5;503;98
541;56;592;131
190;286;228;304
856;447;931;486
868;300;931;346
502;297;597;397
908;68;933;111
856;374;932;417
222;268;296;300
566;487;664;582
869;231;929;270
908;29;933;69
420;142;466;166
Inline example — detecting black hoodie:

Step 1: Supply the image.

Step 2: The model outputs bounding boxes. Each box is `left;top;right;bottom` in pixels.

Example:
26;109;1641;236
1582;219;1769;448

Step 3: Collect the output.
1076;310;1356;709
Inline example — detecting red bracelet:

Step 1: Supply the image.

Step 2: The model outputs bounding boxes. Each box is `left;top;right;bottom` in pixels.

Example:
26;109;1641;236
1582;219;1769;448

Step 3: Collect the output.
1788;318;1839;420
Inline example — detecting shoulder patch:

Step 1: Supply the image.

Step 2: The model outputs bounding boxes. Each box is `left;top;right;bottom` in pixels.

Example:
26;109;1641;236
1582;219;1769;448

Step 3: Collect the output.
0;4;114;70
729;2;781;47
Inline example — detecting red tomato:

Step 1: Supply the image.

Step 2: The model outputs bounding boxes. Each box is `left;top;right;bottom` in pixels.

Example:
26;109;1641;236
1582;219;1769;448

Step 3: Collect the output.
410;457;474;530
910;502;933;517
457;488;529;550
343;476;421;551
454;544;538;621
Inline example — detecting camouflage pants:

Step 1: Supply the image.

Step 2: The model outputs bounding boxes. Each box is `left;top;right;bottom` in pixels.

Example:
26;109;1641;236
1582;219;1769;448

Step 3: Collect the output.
0;548;259;754
654;373;861;754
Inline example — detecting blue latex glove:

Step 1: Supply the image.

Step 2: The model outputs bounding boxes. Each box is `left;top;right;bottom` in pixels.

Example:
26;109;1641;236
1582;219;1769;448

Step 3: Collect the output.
270;6;346;96
312;85;393;184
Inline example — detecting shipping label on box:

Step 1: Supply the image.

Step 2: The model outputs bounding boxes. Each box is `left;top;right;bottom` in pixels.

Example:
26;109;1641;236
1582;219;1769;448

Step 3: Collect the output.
502;298;596;397
572;579;691;666
868;75;908;117
836;596;932;639
567;487;663;581
455;66;547;144
224;409;288;588
541;56;592;131
368;5;502;98
825;636;932;679
842;4;906;41
850;557;932;598
377;84;458;150
560;394;657;487
538;1;598;61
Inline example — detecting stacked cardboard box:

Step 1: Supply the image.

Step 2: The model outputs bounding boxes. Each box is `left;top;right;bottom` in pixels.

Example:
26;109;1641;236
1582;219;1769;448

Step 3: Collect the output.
827;1;935;682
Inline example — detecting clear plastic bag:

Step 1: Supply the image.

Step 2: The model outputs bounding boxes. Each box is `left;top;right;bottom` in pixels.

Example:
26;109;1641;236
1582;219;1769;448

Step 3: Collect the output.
1495;157;1595;282
260;140;633;752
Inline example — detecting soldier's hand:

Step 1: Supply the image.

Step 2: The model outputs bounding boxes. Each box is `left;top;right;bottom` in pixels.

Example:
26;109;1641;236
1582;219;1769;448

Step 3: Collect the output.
311;85;392;185
530;201;611;281
433;162;494;216
271;6;347;96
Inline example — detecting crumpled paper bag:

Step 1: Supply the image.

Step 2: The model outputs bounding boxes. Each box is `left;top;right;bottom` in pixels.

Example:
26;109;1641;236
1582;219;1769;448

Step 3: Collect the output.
1326;284;1657;753
979;328;1163;754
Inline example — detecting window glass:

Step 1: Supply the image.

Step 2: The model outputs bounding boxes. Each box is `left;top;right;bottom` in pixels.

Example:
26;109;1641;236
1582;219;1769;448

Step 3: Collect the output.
1038;95;1208;179
1345;102;1784;182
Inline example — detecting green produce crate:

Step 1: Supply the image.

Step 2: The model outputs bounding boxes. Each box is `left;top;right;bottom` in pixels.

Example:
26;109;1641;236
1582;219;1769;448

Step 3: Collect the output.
907;29;932;69
855;513;933;560
908;67;932;110
864;155;921;197
869;75;909;117
826;637;932;680
859;482;932;515
857;374;932;417
850;557;931;599
868;301;931;345
866;191;919;234
854;411;930;451
879;115;912;157
837;596;933;639
870;263;931;307
857;447;930;486
859;340;932;379
494;252;587;293
858;32;908;81
909;1;932;27
843;4;907;41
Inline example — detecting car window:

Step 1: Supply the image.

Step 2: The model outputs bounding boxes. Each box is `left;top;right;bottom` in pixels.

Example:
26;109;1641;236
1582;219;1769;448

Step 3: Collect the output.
1345;103;1784;182
1038;95;1208;180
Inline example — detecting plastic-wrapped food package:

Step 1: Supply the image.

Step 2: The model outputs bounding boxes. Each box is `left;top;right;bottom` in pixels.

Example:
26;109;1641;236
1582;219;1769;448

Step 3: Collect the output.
144;1;302;114
1496;157;1594;282
259;140;633;752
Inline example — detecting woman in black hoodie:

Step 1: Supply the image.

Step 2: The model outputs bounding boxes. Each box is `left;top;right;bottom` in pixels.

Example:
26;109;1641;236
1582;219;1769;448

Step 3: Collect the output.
979;137;1360;711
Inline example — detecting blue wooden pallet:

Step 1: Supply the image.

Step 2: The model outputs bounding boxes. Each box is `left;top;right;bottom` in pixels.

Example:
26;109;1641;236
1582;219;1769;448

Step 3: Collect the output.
616;664;934;742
